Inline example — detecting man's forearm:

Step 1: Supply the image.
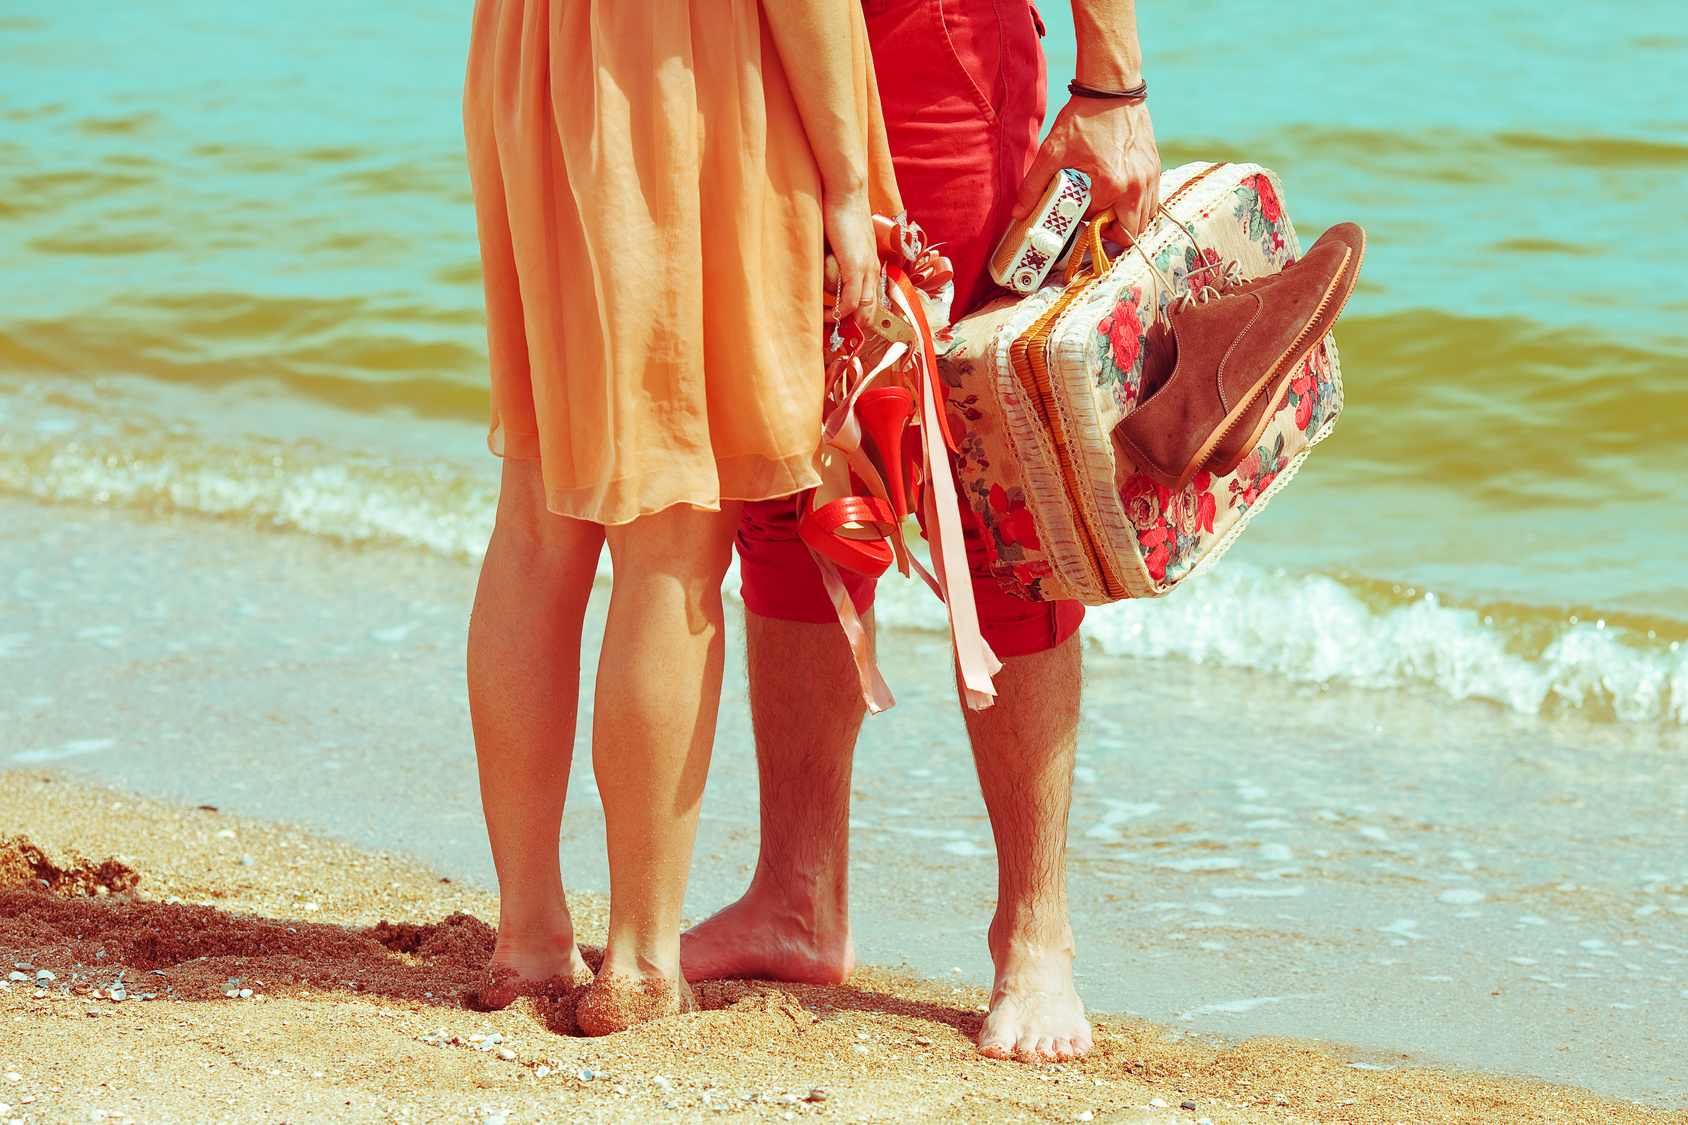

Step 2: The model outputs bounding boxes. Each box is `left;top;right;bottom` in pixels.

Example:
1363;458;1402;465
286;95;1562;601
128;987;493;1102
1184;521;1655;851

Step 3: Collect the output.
1071;0;1145;89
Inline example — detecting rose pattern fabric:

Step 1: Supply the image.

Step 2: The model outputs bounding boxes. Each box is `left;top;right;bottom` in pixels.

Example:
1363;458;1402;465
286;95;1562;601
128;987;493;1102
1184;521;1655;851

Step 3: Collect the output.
1120;471;1217;583
945;351;1055;599
1228;432;1289;512
1094;285;1148;410
1279;346;1336;439
1181;247;1225;296
966;476;1052;599
1237;173;1287;256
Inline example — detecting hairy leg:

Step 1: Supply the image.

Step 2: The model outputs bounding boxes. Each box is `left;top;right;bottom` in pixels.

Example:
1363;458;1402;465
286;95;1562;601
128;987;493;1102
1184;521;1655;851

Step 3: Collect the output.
966;633;1090;1061
576;501;741;1033
679;611;865;984
466;459;602;1003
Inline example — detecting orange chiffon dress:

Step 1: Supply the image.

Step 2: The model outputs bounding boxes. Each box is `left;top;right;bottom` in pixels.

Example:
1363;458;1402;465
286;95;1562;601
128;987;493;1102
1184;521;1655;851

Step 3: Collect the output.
463;0;900;525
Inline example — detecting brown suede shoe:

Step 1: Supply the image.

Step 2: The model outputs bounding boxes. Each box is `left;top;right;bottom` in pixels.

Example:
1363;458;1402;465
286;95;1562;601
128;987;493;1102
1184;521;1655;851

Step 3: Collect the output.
1113;222;1365;490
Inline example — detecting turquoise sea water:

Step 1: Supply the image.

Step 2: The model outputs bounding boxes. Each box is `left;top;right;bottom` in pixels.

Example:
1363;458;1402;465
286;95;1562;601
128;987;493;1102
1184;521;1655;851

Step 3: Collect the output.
2;0;1685;723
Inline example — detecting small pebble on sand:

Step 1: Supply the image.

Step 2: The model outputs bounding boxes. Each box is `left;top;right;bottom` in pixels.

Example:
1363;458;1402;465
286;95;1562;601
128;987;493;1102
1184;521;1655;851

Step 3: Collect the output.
1150;1098;1169;1107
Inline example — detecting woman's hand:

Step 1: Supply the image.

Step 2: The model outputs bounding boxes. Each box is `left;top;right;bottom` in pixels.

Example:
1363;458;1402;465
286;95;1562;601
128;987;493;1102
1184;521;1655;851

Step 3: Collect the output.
823;183;879;328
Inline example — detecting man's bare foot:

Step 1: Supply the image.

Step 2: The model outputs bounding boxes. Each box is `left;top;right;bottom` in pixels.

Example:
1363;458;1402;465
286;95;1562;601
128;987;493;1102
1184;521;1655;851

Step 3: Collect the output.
465;927;592;1012
680;885;854;984
977;933;1092;1062
576;970;699;1035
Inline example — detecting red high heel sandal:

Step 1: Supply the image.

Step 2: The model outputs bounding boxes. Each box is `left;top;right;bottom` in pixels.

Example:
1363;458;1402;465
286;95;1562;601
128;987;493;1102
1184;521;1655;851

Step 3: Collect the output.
855;386;915;521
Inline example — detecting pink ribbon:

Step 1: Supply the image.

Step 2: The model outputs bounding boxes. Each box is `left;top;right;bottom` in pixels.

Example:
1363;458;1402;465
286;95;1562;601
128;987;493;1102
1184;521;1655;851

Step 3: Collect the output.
814;218;998;714
887;264;1002;711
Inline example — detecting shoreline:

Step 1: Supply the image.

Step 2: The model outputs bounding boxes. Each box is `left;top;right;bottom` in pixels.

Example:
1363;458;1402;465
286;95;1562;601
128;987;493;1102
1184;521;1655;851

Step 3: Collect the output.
5;493;1688;1109
3;771;1683;1125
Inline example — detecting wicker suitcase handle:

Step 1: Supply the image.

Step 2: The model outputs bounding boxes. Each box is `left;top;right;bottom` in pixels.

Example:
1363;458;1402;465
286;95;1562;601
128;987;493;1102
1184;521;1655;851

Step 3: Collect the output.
1062;207;1119;284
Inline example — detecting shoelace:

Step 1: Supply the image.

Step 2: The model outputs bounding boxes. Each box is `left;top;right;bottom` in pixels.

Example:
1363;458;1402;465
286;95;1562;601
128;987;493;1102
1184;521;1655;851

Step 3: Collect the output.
1105;201;1244;327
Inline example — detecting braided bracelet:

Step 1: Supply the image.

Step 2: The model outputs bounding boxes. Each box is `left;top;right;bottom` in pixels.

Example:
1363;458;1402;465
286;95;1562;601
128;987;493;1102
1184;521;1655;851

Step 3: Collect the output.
1067;79;1148;103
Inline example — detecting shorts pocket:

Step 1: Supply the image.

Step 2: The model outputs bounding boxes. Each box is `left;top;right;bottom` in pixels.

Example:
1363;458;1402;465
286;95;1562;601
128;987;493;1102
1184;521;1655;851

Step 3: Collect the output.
934;0;1000;120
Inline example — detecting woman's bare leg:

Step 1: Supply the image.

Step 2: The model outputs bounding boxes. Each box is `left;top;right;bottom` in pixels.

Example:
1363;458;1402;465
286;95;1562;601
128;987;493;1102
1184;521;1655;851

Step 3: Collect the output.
576;501;741;1034
466;458;601;1002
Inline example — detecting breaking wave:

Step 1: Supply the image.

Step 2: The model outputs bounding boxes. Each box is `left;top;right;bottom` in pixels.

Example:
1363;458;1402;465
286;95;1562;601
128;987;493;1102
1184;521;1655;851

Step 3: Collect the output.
870;559;1687;728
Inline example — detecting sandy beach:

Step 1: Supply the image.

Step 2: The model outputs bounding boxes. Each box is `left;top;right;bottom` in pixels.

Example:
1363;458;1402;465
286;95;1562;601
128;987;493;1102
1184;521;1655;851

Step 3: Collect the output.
4;770;1683;1125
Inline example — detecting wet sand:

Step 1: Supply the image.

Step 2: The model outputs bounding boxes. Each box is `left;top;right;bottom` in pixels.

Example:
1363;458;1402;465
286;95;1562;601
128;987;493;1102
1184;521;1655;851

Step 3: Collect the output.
4;494;1688;1112
3;772;1682;1125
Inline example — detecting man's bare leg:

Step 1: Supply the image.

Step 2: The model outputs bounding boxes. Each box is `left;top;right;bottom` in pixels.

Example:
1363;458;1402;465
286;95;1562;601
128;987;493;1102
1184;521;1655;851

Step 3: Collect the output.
678;612;866;984
967;634;1089;1061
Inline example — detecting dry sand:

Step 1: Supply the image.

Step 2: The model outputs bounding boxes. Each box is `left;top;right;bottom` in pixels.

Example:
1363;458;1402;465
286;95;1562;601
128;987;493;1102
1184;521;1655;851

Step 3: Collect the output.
0;770;1679;1125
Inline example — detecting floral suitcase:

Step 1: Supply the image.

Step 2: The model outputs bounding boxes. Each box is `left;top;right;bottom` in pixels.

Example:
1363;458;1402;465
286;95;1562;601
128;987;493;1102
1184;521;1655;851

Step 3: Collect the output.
938;161;1344;604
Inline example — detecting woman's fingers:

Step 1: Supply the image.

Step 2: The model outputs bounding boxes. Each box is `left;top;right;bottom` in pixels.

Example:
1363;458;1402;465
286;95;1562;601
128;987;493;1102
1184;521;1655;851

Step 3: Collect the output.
822;187;878;327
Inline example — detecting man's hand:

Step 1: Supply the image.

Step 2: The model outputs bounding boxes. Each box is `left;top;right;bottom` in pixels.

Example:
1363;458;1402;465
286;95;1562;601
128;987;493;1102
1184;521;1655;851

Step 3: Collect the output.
1014;97;1161;241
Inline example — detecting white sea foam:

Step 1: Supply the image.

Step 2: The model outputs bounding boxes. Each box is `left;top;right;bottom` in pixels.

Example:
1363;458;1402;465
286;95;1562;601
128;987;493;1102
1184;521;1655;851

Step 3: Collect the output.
1438;889;1487;905
5;397;1683;726
861;535;1687;725
14;738;116;764
0;390;501;562
1211;886;1306;899
1176;994;1314;1020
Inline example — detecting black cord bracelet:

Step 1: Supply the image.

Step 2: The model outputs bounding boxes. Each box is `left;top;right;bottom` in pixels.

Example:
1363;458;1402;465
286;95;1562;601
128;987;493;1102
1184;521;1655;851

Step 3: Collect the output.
1067;78;1148;103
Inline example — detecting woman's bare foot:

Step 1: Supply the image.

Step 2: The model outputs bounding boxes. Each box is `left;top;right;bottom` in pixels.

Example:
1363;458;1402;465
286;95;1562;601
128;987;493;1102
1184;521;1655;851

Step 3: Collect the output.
465;925;593;1012
576;970;699;1035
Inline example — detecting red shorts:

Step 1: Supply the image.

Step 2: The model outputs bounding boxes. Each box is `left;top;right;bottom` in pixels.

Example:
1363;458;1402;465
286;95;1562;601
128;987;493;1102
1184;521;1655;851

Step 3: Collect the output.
736;0;1084;658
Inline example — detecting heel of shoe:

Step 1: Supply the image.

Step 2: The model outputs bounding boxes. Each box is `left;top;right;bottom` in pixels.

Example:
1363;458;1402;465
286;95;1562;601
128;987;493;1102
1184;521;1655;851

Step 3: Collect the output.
855;387;914;519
